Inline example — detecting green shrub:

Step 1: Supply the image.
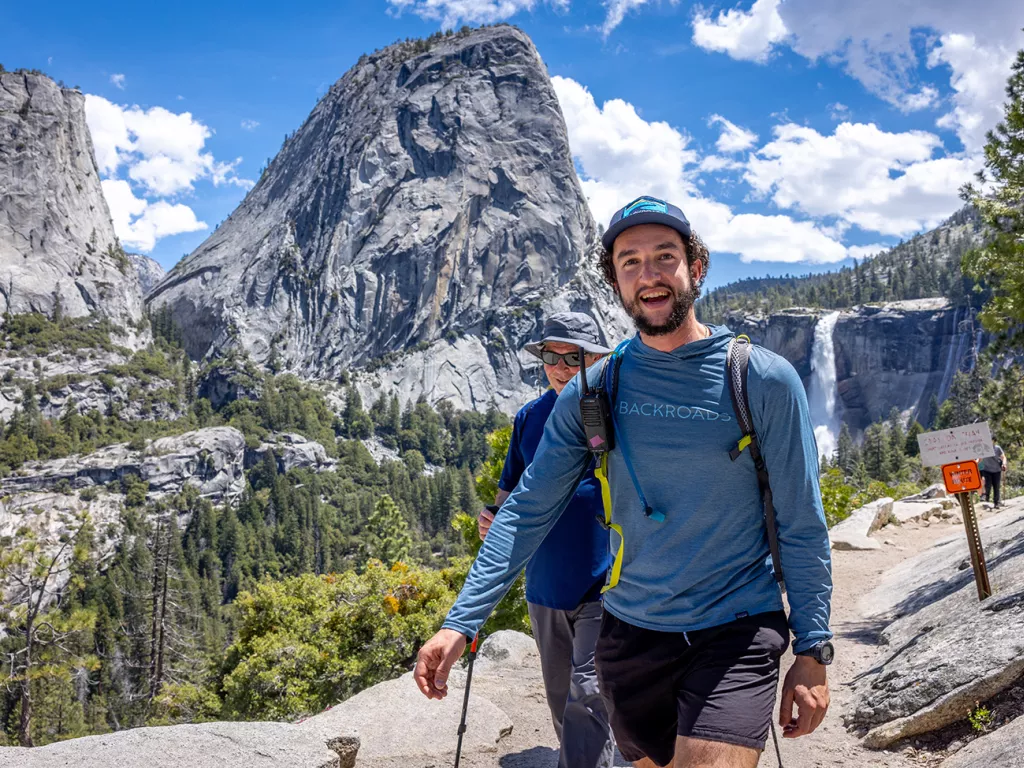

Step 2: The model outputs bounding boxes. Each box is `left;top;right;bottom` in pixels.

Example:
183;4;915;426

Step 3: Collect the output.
219;564;458;719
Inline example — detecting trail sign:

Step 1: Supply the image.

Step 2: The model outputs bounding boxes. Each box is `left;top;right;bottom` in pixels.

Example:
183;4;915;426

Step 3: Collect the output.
942;461;982;494
917;422;994;468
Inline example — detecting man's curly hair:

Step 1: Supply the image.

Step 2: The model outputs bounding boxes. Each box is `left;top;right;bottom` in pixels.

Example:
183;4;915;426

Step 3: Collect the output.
597;230;711;296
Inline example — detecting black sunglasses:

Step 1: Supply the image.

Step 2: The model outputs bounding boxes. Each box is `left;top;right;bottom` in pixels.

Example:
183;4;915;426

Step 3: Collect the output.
541;350;584;367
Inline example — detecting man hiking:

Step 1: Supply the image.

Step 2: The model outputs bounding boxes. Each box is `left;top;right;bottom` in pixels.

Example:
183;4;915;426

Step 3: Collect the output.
416;196;834;768
478;311;615;768
980;444;1008;508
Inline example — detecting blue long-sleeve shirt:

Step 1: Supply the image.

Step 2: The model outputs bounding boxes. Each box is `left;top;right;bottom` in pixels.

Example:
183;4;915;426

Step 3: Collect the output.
445;326;833;653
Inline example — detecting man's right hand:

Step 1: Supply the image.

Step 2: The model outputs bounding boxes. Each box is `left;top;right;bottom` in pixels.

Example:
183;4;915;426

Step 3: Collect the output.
478;507;496;540
414;629;468;700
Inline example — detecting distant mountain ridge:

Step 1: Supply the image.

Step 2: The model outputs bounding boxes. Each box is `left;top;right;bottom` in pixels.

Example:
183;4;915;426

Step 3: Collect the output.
698;207;984;323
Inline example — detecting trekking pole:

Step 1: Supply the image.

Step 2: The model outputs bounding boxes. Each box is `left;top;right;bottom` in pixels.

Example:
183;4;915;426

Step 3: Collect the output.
453;634;480;768
769;719;784;767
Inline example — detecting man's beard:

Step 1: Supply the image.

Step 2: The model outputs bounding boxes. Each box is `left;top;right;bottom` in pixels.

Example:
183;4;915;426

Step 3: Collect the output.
621;282;700;336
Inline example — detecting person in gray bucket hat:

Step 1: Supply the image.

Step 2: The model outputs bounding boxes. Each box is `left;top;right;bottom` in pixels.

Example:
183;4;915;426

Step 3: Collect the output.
477;310;616;768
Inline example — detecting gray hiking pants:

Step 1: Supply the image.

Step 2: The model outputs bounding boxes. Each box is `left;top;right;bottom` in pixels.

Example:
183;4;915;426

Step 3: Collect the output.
528;600;615;768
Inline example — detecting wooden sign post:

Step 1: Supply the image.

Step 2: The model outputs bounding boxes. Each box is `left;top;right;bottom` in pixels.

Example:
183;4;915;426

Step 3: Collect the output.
918;424;995;602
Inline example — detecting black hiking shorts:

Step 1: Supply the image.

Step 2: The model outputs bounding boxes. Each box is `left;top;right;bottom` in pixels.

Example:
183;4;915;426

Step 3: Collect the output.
595;609;790;766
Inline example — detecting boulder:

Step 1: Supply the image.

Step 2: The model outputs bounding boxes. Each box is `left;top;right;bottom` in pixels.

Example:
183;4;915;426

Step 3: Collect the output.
891;499;947;525
0;721;346;768
299;670;513;762
249;433;335;474
476;630;538;669
848;506;1024;748
830;497;894;550
902;484;948;501
939;715;1024;768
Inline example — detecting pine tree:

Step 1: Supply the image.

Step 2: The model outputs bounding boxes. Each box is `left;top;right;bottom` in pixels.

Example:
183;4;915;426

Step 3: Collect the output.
961;45;1024;347
0;511;95;745
887;408;908;480
364;494;412;566
342;386;372;439
836;422;857;476
905;420;924;457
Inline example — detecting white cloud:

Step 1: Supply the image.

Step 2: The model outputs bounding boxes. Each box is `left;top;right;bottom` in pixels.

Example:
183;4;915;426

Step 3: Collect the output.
709;114;758;153
898;86;939;113
847;243;889;260
699;154;744;172
385;0;566;28
691;0;787;62
685;0;1023;152
745;121;975;236
85;95;131;175
553;75;855;264
85;95;252;196
110;73;126;90
241;119;260;131
928;34;1017;152
601;0;656;38
829;102;850;120
101;179;207;252
86;96;249;251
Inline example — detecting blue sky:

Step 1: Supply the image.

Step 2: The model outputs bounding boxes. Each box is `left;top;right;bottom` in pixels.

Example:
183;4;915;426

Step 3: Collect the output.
4;0;1022;290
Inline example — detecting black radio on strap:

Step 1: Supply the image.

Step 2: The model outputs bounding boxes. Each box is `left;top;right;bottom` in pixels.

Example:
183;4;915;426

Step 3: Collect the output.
726;336;785;590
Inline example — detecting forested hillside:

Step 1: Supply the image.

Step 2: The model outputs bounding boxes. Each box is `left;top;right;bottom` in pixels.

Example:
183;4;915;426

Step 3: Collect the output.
0;309;513;746
698;207;987;322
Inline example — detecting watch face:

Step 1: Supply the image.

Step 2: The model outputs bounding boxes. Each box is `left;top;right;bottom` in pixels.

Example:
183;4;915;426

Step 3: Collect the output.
820;642;835;665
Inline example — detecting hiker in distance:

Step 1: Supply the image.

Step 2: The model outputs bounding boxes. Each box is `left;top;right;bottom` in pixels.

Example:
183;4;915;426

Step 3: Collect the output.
415;196;834;768
477;311;616;768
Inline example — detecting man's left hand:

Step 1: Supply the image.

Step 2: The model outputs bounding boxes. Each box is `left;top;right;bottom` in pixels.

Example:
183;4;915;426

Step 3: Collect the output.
779;654;829;738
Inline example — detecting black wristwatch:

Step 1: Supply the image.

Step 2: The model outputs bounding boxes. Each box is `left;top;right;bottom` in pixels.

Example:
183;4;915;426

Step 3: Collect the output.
797;640;834;666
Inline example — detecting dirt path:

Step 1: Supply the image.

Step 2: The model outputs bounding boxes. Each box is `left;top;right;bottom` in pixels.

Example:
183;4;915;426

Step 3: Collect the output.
406;500;1013;768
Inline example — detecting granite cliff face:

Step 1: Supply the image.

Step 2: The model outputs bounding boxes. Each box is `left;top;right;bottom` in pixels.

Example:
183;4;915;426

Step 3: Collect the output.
147;26;629;412
730;299;986;432
0;71;145;337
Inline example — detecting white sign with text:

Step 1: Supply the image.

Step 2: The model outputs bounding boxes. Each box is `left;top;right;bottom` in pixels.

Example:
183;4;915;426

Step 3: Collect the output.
917;422;995;468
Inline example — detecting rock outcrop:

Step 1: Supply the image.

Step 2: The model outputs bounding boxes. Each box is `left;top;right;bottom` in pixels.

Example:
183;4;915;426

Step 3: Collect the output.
0;721;357;768
147;26;629;413
730;298;988;433
300;671;513;765
829;497;895;550
128;252;165;295
0;71;145;340
938;714;1024;768
247;432;336;474
0;426;248;500
849;505;1024;748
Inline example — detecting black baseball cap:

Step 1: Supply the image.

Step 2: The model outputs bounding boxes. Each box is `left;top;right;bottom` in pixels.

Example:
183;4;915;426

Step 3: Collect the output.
524;312;612;359
601;196;692;251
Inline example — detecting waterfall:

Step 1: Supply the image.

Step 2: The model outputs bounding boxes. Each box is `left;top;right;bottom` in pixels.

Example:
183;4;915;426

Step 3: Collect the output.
937;307;971;401
807;311;842;461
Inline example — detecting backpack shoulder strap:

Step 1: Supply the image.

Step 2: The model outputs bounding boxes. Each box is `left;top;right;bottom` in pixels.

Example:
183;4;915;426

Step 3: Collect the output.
726;336;785;588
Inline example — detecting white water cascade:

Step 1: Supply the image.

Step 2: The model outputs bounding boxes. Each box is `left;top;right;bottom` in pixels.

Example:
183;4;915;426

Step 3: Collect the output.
807;311;842;461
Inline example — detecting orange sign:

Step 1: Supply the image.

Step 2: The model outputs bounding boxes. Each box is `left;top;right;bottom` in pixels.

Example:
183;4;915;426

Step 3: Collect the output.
942;461;982;494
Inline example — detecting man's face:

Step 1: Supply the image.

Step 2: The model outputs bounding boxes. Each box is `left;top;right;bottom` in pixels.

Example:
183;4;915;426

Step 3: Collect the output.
542;341;602;395
611;223;702;336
